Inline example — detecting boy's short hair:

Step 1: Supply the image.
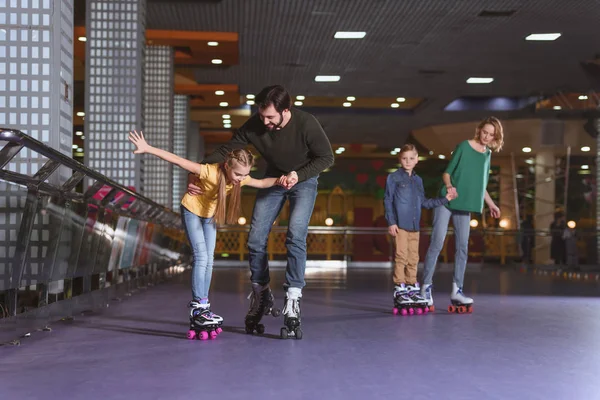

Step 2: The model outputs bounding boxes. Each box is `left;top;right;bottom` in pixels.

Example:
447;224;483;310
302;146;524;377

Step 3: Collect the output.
399;144;417;155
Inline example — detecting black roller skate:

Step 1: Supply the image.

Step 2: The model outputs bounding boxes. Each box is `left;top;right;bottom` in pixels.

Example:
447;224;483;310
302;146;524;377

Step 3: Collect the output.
244;283;281;335
280;288;302;339
187;300;223;340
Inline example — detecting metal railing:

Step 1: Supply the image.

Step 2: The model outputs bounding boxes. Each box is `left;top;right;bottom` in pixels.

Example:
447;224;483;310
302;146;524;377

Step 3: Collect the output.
0;129;189;343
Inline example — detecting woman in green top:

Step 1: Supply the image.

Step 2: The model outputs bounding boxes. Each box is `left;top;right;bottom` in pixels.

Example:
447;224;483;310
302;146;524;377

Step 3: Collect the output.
420;117;504;311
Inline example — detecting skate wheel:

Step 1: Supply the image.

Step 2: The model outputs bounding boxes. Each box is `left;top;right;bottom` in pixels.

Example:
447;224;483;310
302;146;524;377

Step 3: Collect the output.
187;330;196;340
295;328;303;340
423;306;429;314
392;307;399;316
199;331;209;340
209;330;218;339
256;324;265;335
244;326;253;334
280;327;289;339
400;308;408;316
272;308;281;317
429;305;435;313
448;305;457;313
416;308;423;315
467;305;473;313
215;327;223;335
408;308;415;316
458;306;466;314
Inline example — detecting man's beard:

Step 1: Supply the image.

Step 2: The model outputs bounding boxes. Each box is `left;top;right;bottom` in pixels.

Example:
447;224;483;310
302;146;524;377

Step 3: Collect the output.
265;113;284;131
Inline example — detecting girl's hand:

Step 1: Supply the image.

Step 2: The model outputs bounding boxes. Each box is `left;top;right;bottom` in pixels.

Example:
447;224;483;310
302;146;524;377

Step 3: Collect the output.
128;130;151;154
490;204;501;219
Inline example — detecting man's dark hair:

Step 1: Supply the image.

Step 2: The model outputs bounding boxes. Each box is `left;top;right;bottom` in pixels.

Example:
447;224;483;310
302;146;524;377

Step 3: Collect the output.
255;85;292;113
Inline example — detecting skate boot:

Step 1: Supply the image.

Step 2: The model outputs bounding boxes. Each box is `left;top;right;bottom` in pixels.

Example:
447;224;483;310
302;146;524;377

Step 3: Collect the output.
280;287;302;339
448;282;474;314
187;300;223;340
392;284;415;316
406;283;429;315
244;283;281;335
420;283;435;312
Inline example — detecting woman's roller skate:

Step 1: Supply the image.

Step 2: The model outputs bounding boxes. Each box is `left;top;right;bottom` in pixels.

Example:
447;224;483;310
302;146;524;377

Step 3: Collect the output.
187;300;223;340
407;283;430;315
280;288;302;339
420;283;435;312
244;283;281;335
448;282;474;314
392;284;415;316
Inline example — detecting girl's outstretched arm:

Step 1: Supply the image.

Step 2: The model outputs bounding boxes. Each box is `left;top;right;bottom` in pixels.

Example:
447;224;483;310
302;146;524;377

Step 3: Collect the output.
129;130;202;175
244;177;278;189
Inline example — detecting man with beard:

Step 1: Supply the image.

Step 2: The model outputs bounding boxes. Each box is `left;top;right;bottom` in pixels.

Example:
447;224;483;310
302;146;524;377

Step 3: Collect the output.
187;85;334;338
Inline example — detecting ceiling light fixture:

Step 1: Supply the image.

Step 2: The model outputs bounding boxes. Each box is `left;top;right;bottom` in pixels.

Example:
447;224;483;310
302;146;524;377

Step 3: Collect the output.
522;147;532;153
343;102;352;107
211;59;223;64
215;90;224;95
467;77;494;84
346;96;356;101
219;102;228;107
296;95;305;100
396;97;406;102
581;146;591;152
525;33;561;41
315;75;341;82
208;41;219;46
334;31;367;39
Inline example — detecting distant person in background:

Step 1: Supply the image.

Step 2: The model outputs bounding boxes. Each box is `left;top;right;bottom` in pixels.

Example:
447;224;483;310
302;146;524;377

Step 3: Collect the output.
550;212;566;264
420;117;504;312
520;215;534;264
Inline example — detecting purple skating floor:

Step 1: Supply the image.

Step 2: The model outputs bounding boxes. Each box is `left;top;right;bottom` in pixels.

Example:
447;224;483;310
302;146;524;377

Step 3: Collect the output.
2;265;600;399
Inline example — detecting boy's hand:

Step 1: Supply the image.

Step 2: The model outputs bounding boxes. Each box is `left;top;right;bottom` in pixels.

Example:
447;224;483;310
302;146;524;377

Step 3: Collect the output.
445;191;457;201
388;224;399;237
128;130;151;154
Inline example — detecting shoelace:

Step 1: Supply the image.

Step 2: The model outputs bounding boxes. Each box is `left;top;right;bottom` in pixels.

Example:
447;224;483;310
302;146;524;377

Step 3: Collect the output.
284;298;299;317
247;291;265;316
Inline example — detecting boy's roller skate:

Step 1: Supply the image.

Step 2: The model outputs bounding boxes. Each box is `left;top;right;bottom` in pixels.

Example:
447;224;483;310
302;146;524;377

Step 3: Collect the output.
280;287;302;339
448;282;474;314
406;283;430;315
244;283;281;335
187;300;223;340
420;283;435;312
392;284;416;316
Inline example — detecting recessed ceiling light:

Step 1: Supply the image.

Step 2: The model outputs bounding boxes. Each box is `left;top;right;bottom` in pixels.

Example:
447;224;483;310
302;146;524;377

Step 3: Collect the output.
391;103;399;108
247;100;255;105
215;90;225;95
525;33;561;41
338;147;345;152
346;96;356;101
390;150;398;155
77;147;83;153
294;101;303;106
296;95;305;100
553;106;562;110
208;41;219;46
76;111;85;116
522;147;532;153
438;155;446;159
579;95;588;100
224;124;232;129
581;146;591;152
246;94;255;99
582;165;590;170
467;77;494;84
211;59;223;64
222;114;231;119
72;144;78;149
81;136;85;139
219;102;228;107
394;148;400;152
75;131;83;136
223;118;231;123
396;97;406;102
334;31;367;39
315;75;340;82
78;36;86;42
343;102;352;107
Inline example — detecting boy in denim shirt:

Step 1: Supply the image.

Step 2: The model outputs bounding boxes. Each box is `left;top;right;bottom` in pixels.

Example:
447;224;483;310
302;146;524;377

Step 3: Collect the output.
384;144;455;313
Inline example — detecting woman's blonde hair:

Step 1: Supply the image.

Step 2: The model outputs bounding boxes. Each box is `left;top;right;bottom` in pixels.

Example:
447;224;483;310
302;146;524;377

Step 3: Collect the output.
474;116;504;152
213;149;255;225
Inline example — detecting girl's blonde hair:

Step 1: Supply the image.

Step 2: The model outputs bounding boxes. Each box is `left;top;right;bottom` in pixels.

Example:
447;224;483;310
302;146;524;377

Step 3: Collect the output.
214;149;255;225
474;116;504;152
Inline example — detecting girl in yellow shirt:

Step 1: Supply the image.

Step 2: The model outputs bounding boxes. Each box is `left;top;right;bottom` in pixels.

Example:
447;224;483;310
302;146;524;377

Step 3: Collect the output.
128;130;277;340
